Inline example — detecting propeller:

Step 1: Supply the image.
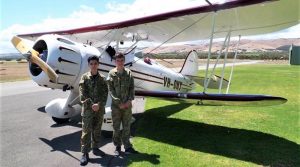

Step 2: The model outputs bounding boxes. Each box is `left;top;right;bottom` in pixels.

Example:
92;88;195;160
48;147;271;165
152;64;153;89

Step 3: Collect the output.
11;36;58;83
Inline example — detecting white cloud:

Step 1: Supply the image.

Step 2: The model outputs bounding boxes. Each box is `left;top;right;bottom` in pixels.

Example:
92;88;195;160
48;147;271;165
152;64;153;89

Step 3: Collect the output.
0;5;105;53
1;0;299;53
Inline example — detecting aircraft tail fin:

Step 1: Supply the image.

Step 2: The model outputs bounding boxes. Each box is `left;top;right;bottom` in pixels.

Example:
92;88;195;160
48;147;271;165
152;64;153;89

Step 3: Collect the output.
179;50;198;76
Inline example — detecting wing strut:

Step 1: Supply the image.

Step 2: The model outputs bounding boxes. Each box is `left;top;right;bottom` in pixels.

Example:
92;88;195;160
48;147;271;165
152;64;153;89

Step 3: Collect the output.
218;30;231;93
226;35;241;94
203;12;216;93
203;27;232;93
131;13;210;65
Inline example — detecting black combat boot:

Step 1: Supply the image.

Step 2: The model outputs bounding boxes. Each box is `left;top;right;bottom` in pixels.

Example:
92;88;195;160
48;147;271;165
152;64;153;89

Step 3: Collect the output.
92;148;106;157
114;146;121;156
80;153;89;166
125;147;139;154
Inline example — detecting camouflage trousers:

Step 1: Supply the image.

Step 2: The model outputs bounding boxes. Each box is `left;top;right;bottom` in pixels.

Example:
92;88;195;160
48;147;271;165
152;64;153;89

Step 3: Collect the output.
81;109;104;153
111;106;132;149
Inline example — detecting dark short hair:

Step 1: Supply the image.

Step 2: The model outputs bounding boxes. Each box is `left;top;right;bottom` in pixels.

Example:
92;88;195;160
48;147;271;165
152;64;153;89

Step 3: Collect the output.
115;52;125;60
88;56;99;63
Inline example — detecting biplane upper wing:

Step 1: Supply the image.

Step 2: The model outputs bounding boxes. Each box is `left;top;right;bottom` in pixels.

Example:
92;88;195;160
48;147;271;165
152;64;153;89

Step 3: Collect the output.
18;0;298;46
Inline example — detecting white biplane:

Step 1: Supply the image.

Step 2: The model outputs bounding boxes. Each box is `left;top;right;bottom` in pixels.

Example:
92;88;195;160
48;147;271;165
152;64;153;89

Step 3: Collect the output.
11;0;297;129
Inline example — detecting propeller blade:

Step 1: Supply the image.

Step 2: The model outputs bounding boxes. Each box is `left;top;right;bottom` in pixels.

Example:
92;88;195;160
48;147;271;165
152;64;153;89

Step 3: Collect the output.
11;36;58;82
30;51;58;82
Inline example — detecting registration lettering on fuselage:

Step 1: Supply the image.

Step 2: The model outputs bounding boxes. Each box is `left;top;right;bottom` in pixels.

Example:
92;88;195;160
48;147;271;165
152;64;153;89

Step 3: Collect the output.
164;76;182;91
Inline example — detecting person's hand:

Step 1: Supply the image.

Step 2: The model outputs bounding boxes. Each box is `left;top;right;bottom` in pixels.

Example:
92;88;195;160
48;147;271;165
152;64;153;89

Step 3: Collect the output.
119;103;126;110
119;101;132;109
92;103;100;112
124;101;132;109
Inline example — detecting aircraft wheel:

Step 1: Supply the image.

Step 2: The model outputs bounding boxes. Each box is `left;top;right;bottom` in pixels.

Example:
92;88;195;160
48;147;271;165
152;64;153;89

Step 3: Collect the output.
52;117;70;124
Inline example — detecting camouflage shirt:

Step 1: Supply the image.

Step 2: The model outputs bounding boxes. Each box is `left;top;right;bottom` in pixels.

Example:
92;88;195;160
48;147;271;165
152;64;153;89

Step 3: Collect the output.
107;67;134;106
79;71;108;111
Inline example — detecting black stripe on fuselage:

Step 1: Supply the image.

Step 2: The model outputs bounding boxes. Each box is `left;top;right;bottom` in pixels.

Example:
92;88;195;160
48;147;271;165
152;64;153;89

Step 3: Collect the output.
97;63;192;88
98;68;192;90
99;62;190;82
133;76;163;85
98;69;163;85
99;62;164;80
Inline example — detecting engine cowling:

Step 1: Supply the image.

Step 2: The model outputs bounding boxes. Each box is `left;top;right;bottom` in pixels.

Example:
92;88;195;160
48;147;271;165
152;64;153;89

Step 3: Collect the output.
29;34;100;92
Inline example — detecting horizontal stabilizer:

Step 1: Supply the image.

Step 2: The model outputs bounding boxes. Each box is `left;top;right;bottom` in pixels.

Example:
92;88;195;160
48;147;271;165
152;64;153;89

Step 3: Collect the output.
135;90;287;107
188;75;229;89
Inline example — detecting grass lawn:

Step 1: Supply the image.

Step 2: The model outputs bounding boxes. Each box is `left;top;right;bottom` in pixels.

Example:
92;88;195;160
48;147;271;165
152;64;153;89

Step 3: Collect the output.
0;61;30;82
127;64;300;167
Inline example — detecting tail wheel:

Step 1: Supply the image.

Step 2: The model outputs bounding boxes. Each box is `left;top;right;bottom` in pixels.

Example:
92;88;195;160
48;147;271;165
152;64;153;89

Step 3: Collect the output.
52;117;70;124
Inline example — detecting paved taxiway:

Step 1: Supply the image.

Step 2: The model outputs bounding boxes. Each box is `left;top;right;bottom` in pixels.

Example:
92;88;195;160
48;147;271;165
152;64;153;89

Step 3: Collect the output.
0;80;144;167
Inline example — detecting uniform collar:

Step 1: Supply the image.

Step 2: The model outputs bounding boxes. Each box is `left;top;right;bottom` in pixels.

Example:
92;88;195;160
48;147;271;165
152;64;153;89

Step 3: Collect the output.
87;71;100;78
113;67;127;74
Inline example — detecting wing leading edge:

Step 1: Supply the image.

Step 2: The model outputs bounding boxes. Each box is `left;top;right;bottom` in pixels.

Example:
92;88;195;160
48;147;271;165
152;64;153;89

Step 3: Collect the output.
18;0;298;45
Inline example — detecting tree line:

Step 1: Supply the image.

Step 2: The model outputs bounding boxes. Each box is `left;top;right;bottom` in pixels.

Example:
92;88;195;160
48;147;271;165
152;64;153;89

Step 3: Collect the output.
144;51;289;60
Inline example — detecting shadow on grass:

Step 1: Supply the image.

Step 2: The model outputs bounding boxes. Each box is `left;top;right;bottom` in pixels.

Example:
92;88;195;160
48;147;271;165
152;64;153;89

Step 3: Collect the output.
127;152;160;165
131;103;300;167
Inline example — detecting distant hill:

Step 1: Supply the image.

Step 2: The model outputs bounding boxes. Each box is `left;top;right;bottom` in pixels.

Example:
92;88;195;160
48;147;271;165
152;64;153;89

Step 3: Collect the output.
143;38;300;53
276;45;292;51
2;38;299;60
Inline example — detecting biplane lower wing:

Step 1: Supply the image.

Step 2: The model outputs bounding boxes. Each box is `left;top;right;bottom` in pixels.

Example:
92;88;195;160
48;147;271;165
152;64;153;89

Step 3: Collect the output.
135;90;287;106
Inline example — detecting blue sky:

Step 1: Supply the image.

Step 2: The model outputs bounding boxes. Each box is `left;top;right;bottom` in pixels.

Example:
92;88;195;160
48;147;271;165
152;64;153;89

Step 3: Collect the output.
1;0;299;53
1;0;131;30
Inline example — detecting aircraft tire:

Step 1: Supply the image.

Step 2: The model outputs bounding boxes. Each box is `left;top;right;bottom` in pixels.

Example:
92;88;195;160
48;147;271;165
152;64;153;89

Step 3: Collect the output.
52;117;70;124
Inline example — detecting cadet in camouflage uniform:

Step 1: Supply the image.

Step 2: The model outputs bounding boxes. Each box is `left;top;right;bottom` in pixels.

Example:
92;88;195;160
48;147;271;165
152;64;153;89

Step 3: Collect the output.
107;53;138;155
79;56;108;166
